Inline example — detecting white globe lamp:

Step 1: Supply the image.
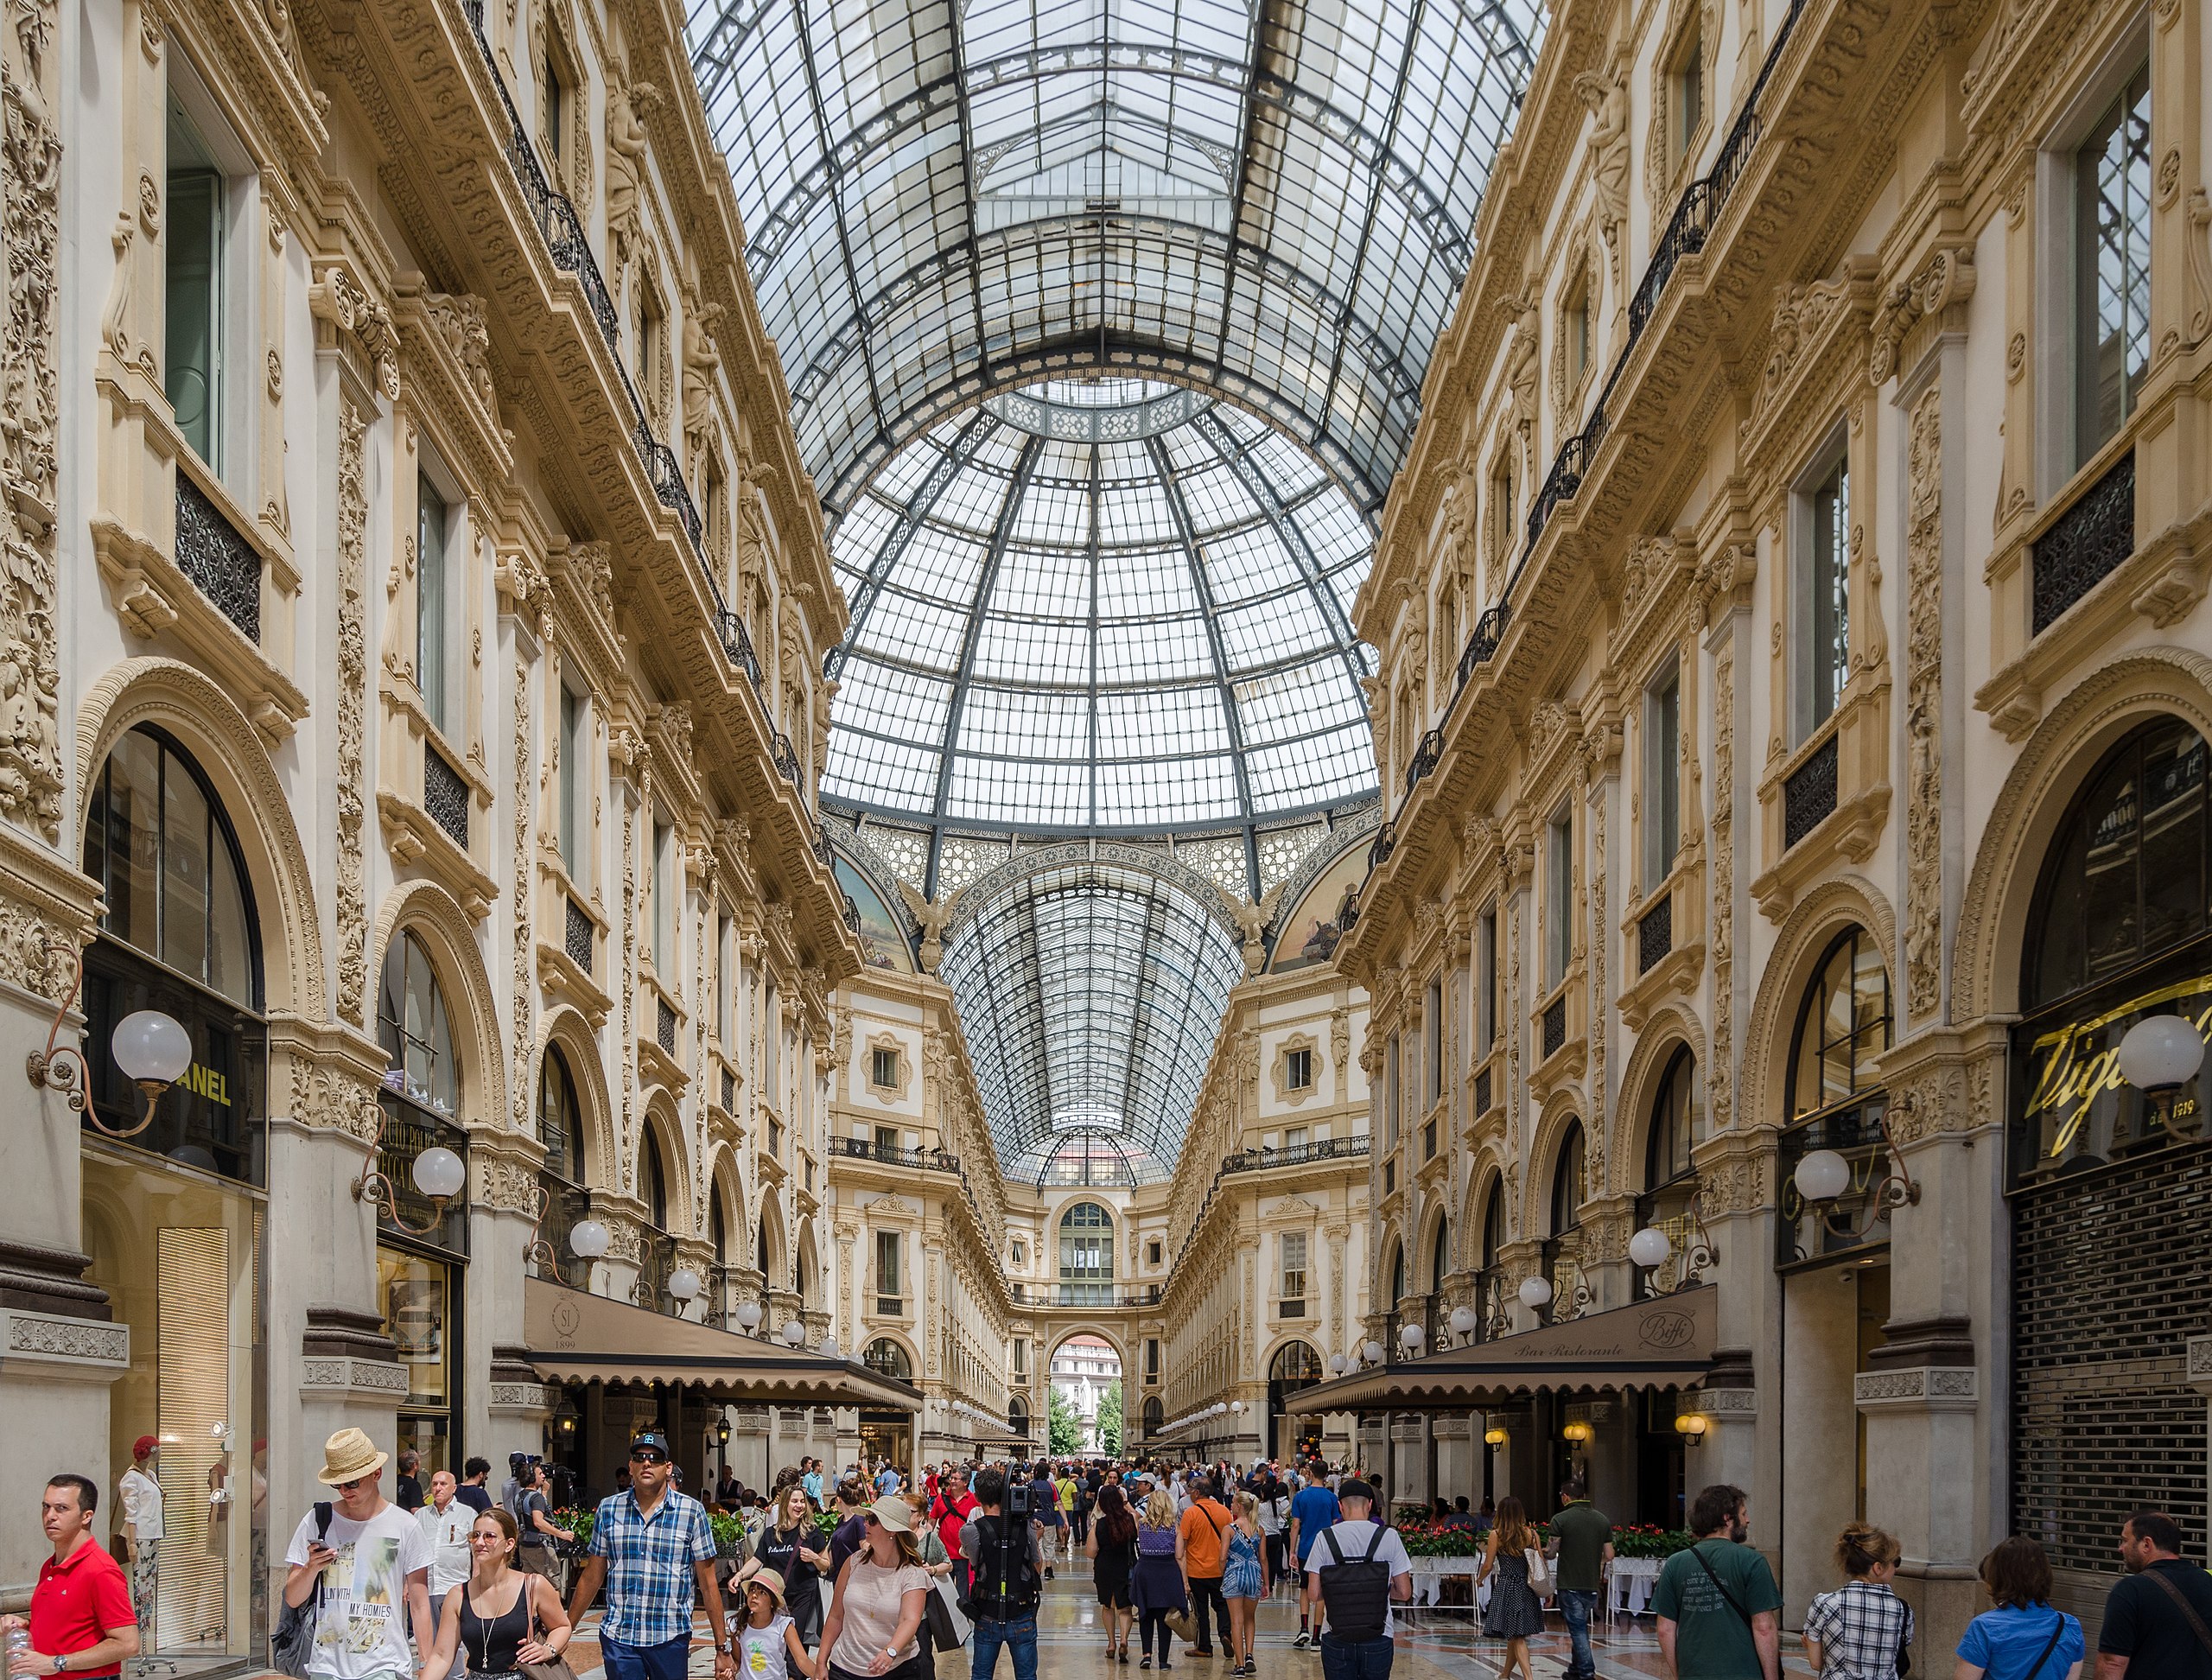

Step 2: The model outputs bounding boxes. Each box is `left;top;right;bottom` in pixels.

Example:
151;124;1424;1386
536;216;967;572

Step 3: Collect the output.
410;1146;466;1201
1361;1340;1384;1365
1328;1352;1349;1374
781;1318;806;1346
1518;1274;1554;1310
1792;1149;1853;1205
111;1009;194;1085
1399;1322;1425;1352
734;1299;762;1331
569;1219;611;1259
1628;1225;1675;1270
2118;1015;2207;1091
1448;1305;1478;1338
668;1267;702;1302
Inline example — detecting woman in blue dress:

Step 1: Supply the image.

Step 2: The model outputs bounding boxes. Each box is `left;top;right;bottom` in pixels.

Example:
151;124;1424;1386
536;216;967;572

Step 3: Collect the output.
1220;1492;1268;1677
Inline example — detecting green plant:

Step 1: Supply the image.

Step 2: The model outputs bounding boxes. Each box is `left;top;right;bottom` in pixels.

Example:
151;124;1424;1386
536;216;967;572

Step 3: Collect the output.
551;1507;594;1556
1611;1524;1694;1559
709;1511;747;1556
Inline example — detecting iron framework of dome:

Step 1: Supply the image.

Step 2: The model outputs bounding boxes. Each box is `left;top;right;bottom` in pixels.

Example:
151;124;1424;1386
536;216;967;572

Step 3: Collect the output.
818;381;1377;866
684;0;1543;518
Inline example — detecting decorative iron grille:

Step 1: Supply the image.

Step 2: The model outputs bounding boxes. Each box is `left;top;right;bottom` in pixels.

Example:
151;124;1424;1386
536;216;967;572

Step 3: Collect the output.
1541;995;1567;1060
1474;1066;1491;1115
656;996;677;1055
721;1067;736;1111
175;475;261;642
2012;1138;2212;1588
1457;602;1510;689
1784;735;1840;848
1638;892;1673;973
841;892;861;932
1403;729;1443;793
423;747;469;849
2032;451;2136;635
1367;822;1397;870
770;731;804;787
563;895;593;975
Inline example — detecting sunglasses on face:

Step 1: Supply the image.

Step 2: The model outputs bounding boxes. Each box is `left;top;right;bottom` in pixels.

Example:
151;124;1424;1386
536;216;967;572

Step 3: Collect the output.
631;1452;667;1466
335;1477;372;1492
863;1514;880;1527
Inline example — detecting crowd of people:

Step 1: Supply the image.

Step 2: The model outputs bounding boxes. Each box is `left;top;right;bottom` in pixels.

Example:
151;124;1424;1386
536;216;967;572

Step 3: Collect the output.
3;1437;2206;1680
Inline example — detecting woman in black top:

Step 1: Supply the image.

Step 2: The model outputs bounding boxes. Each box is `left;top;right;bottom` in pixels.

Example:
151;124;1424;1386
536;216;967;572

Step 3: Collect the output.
738;1486;832;1645
1086;1483;1138;1663
422;1509;572;1678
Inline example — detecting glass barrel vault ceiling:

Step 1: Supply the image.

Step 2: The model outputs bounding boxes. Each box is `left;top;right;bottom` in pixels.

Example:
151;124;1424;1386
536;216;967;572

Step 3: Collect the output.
684;0;1545;518
823;380;1376;835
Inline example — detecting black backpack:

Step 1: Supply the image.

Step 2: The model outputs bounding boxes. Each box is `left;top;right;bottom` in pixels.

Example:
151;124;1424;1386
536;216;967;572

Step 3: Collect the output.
270;1503;333;1677
1315;1525;1391;1642
962;1514;1042;1621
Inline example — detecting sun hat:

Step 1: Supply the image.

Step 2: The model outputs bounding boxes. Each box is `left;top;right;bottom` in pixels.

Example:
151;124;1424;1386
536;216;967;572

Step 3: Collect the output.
745;1569;787;1609
317;1427;390;1486
868;1494;914;1532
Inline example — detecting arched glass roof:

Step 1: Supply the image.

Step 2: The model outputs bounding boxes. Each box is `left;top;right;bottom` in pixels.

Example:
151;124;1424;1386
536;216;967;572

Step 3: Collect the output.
935;849;1246;1181
683;0;1543;517
823;379;1376;837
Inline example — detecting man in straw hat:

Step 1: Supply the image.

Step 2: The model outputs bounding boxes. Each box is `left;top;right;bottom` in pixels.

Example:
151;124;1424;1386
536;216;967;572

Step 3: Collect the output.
565;1431;734;1680
280;1429;435;1680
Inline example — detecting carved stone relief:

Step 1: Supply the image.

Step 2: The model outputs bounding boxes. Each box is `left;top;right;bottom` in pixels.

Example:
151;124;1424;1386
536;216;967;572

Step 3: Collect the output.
335;401;370;1026
1903;385;1943;1019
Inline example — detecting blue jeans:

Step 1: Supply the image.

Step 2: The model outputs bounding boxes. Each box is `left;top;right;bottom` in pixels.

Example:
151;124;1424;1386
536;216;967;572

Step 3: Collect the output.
598;1634;692;1680
1557;1588;1598;1677
1318;1634;1394;1680
970;1612;1039;1680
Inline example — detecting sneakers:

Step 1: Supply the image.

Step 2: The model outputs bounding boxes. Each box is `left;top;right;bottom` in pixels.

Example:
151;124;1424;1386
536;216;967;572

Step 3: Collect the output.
1141;1658;1152;1670
1289;1633;1310;1651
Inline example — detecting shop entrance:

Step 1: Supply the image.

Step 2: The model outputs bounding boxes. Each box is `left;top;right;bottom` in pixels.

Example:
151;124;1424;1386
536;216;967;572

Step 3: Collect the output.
1268;1340;1324;1462
859;1410;912;1471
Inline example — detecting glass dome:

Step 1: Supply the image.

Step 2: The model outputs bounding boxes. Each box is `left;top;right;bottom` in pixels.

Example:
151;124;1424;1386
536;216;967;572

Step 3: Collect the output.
823;380;1377;836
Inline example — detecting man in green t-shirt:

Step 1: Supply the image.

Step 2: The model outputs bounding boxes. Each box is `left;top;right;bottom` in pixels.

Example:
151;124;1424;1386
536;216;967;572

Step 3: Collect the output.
1548;1480;1614;1680
1652;1484;1781;1680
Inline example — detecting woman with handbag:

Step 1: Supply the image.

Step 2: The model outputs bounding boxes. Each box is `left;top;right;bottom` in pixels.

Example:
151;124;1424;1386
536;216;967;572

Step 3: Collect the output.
1473;1496;1545;1680
416;1509;573;1680
816;1498;931;1680
1955;1537;2083;1680
1802;1523;1914;1677
1087;1484;1137;1664
902;1492;963;1658
1130;1489;1187;1671
742;1486;833;1650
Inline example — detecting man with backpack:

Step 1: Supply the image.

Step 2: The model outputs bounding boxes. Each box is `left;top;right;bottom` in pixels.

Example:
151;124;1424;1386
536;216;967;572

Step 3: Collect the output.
276;1429;435;1680
1303;1480;1411;1680
1652;1484;1781;1680
960;1468;1044;1680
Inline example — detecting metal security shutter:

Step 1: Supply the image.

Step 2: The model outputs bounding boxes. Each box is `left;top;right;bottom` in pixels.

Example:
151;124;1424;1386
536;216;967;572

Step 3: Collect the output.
2012;1137;2212;1629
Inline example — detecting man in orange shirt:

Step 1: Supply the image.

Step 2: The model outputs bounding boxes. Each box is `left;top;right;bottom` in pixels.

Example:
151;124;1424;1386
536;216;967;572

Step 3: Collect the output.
1176;1475;1233;1660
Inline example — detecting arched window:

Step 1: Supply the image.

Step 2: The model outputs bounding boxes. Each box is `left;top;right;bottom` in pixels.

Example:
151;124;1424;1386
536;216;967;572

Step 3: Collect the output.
1476;1175;1508;1339
1269;1341;1324;1384
1637;1047;1703;1295
1549;1122;1586;1235
642;1130;668;1230
1141;1396;1164;1435
1386;1242;1406;1306
2027;716;2210;1009
1008;1394;1031;1438
711;1192;728;1265
378;932;459;1118
864;1338;912;1380
1430;1219;1452;1290
538;1049;587;1184
1480;1177;1505;1267
757;1222;772;1279
1788;928;1891;1120
1058;1202;1114;1303
84;725;260;1009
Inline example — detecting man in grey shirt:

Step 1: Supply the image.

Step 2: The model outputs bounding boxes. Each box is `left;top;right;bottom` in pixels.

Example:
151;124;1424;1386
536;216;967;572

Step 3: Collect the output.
961;1468;1045;1680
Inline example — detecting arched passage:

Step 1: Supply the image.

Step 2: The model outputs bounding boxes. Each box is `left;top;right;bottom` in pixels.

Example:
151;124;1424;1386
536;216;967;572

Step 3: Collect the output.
1046;1329;1126;1454
1266;1338;1325;1461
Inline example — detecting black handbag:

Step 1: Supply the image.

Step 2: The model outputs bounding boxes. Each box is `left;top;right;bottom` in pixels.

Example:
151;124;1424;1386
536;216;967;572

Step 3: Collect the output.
270;1504;332;1677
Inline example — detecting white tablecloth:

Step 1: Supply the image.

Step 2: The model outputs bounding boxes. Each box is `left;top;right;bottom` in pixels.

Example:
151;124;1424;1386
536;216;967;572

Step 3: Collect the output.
1406;1557;1490;1613
1403;1553;1662;1618
1609;1556;1661;1614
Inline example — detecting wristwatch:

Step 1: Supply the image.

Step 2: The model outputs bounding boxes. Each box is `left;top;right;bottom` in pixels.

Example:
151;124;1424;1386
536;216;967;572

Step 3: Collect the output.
54;1657;68;1674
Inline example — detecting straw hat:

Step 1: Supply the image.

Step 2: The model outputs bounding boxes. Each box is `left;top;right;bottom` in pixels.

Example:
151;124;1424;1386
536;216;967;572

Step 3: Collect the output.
868;1494;913;1532
316;1427;389;1486
745;1569;787;1610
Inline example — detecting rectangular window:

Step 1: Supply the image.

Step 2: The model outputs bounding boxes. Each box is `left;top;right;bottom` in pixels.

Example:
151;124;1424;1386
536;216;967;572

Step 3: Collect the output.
1547;810;1573;988
764;983;780;1102
165;96;226;472
1286;1047;1313;1091
1478;907;1498;1053
1566;281;1592;389
1281;1232;1307;1311
417;474;453;739
1646;667;1681;886
1490;462;1516;563
876;1230;901;1308
871;1047;898;1089
1144;1340;1160;1383
1426;980;1444;1105
652;821;674;976
2075;64;2152;465
1146;1238;1162;1266
1014;1338;1029;1378
874;1123;898;1153
1799;453;1850;737
716;915;732;1043
1284;1125;1306;1151
1675;33;1705;158
558;685;588;882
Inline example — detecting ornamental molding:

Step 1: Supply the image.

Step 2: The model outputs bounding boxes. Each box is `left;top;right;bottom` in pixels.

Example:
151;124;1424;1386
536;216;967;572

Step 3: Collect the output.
300;1357;410;1397
1901;379;1944;1020
488;1382;559;1413
1853;1365;1977;1411
1694;1386;1758;1416
1;1309;130;1370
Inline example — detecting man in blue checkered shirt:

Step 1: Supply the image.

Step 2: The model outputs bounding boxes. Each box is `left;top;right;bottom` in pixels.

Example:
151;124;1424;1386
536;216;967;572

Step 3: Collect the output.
565;1432;734;1680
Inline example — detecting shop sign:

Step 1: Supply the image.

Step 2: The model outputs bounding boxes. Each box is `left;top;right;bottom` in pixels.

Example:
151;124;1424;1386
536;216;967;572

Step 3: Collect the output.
85;938;265;1184
2012;970;2212;1183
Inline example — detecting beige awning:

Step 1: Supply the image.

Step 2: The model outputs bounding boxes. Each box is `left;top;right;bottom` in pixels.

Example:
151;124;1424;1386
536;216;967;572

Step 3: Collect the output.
526;1278;923;1410
1283;1285;1718;1415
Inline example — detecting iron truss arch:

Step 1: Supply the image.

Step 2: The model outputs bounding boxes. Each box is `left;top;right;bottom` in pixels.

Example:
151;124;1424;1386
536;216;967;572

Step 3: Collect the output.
683;0;1541;519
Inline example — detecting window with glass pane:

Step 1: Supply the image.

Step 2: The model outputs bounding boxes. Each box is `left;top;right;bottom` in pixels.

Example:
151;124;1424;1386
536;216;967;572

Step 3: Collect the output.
164;96;223;472
1145;1340;1160;1382
1426;981;1444;1105
1281;1231;1307;1310
1479;908;1498;1051
865;1337;911;1379
559;686;588;881
2076;66;2152;465
642;1130;667;1230
1676;35;1704;156
378;932;457;1117
1286;1048;1313;1091
1802;456;1849;735
417;475;452;737
1647;669;1681;883
1058;1202;1114;1303
872;1047;898;1088
876;1230;901;1302
1550;1123;1585;1235
1548;811;1573;986
1788;928;1892;1119
652;821;674;975
1646;1049;1701;1187
538;1048;586;1185
83;726;258;1009
1385;1034;1401;1143
717;917;732;1041
1284;1126;1306;1150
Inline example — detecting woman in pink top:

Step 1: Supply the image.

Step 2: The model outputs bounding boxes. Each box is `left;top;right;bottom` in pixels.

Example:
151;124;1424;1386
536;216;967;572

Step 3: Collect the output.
817;1498;931;1680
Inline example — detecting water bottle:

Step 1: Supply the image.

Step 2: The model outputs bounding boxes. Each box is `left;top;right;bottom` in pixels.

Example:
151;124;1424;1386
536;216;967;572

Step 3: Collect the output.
8;1625;30;1672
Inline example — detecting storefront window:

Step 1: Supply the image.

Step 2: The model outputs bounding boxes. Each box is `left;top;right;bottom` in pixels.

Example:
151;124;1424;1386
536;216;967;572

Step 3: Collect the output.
379;1246;455;1475
534;1049;594;1288
1543;1122;1586;1313
1777;928;1896;1265
864;1337;912;1379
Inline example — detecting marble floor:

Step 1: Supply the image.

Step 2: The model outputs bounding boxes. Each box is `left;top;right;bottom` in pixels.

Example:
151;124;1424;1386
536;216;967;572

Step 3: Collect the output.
561;1554;1819;1680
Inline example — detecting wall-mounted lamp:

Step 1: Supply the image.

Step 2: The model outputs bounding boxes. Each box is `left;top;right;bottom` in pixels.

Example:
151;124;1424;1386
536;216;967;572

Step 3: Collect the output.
26;957;192;1137
1791;1103;1923;1241
1398;1322;1426;1356
552;1397;580;1437
1448;1305;1478;1344
1628;1219;1720;1293
1483;1426;1509;1448
715;1416;732;1447
2118;1013;2208;1135
781;1318;806;1346
1561;1419;1593;1444
1328;1352;1350;1375
353;1104;465;1235
734;1298;764;1333
669;1268;702;1304
1516;1275;1553;1311
1674;1412;1709;1442
1360;1340;1384;1366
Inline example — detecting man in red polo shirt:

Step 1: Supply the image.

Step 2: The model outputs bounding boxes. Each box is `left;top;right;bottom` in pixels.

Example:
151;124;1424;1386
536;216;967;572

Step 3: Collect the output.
3;1475;138;1678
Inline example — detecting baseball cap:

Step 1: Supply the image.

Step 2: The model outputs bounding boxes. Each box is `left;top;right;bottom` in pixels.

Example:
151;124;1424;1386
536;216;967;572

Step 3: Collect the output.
630;1431;674;1460
132;1435;159;1460
1338;1479;1377;1505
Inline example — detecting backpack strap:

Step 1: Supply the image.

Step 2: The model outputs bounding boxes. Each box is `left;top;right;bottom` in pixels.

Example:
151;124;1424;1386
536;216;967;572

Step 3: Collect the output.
1687;1542;1754;1628
2019;1613;2067;1679
1319;1529;1347;1567
1361;1525;1384;1563
2142;1570;2212;1660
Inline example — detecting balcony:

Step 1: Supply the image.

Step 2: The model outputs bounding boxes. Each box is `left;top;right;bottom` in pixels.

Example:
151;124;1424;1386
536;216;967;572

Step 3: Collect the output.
1783;735;1838;849
833;1136;961;1174
2032;450;2136;635
175;474;261;643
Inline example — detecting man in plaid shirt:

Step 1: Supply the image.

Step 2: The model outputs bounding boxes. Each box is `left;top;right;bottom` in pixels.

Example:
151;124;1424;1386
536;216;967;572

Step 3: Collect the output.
566;1432;734;1680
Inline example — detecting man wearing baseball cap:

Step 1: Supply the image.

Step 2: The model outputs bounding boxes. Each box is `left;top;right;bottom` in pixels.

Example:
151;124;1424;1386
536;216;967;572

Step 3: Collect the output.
566;1431;733;1680
1304;1481;1411;1680
279;1429;435;1680
117;1438;162;1656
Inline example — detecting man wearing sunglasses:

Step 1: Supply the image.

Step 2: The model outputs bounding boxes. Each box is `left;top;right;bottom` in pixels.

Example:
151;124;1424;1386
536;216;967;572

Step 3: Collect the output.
565;1434;733;1680
280;1429;435;1680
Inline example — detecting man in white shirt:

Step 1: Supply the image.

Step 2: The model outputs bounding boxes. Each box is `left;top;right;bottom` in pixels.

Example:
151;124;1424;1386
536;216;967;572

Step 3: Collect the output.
282;1429;434;1680
416;1473;473;1678
1306;1480;1414;1680
118;1437;162;1650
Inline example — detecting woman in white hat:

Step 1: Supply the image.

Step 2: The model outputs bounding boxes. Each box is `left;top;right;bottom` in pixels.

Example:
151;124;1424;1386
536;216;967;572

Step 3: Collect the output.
733;1569;816;1680
816;1498;930;1680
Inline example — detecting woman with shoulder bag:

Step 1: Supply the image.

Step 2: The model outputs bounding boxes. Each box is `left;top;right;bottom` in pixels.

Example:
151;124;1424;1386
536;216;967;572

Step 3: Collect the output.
1473;1496;1544;1680
417;1509;573;1680
1131;1490;1187;1672
1955;1537;2083;1680
817;1498;931;1680
1803;1522;1914;1678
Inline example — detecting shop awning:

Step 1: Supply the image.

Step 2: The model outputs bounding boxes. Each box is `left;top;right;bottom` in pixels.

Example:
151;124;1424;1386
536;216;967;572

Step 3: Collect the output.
525;1279;923;1411
1283;1286;1718;1415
